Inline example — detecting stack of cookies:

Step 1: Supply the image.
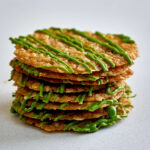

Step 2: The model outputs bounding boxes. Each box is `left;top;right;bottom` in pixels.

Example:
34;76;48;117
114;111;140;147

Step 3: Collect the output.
9;27;138;133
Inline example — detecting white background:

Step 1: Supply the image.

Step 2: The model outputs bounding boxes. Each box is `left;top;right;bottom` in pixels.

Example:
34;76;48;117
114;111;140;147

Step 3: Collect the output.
0;0;150;150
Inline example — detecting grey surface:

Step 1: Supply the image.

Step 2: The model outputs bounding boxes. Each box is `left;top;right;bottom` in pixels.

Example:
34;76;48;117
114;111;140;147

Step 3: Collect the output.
0;0;150;150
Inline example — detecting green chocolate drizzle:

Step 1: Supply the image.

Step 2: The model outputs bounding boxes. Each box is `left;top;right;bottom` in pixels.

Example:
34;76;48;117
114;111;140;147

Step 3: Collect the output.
20;91;33;109
79;93;86;104
12;59;39;76
43;92;52;103
64;121;78;131
39;83;44;97
123;104;134;108
54;114;67;121
127;94;136;98
37;103;46;110
19;74;28;87
32;112;44;119
59;84;65;94
87;75;98;81
97;79;102;85
106;77;109;82
52;94;59;102
107;72;116;76
74;95;81;102
106;84;124;95
10;97;21;114
41;113;52;121
81;81;85;85
84;98;118;112
114;34;135;43
88;86;93;96
96;31;132;65
8;70;15;81
20;91;33;115
122;94;136;99
77;75;98;81
75;93;86;104
125;89;132;95
107;106;117;118
59;102;69;110
24;93;40;112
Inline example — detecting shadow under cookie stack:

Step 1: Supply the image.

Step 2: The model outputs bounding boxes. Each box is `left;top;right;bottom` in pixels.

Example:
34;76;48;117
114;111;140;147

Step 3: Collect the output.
9;27;138;133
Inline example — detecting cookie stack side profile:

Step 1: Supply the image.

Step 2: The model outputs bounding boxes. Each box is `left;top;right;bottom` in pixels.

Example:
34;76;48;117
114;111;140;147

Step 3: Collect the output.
9;27;138;133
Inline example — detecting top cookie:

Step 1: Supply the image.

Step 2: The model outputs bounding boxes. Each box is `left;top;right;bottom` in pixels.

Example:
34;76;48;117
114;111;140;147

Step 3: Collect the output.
10;27;139;74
